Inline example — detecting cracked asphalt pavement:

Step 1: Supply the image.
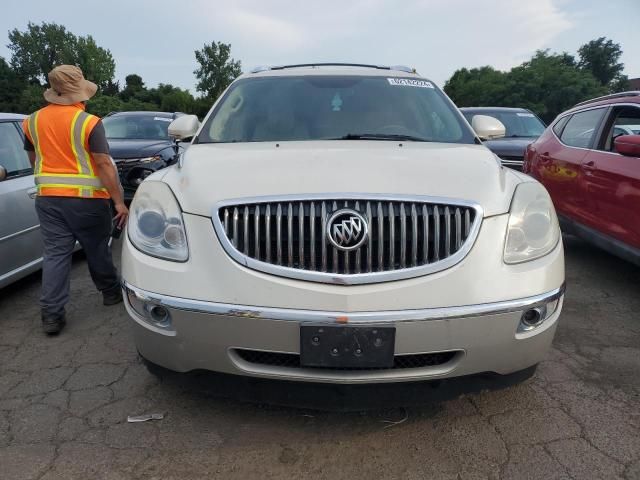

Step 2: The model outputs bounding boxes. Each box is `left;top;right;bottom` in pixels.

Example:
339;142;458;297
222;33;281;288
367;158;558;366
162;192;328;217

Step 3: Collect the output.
0;235;639;480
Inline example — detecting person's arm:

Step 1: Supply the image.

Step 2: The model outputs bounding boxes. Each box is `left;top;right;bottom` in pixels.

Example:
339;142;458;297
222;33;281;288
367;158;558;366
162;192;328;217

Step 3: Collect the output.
89;121;128;227
27;151;35;169
93;153;128;227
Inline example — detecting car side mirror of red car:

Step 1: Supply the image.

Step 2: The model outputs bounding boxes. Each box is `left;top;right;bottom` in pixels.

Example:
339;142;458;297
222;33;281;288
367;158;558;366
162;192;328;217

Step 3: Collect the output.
614;135;640;157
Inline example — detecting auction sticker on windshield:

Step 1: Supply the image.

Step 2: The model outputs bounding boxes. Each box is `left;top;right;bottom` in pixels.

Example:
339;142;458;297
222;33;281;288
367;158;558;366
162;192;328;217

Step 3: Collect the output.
387;78;434;88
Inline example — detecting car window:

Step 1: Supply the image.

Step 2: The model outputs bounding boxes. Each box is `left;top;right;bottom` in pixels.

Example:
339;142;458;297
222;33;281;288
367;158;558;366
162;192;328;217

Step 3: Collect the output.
601;105;640;152
199;75;475;144
103;115;172;140
552;116;570;137
559;108;606;148
0;121;32;178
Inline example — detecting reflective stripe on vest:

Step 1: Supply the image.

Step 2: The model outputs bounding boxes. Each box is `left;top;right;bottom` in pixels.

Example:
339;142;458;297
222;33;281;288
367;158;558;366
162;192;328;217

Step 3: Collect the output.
27;112;44;174
34;174;105;188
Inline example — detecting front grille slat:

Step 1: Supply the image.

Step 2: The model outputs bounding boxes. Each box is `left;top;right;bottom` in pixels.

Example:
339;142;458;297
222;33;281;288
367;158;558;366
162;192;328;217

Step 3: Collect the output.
287;202;294;268
455;207;462;251
332;201;339;273
276;204;282;265
310;202;316;270
265;204;272;263
254;204;260;260
299;201;305;269
411;203;418;267
217;197;478;281
377;202;384;272
321;201;327;272
433;205;441;262
243;206;249;255
366;201;373;273
399;203;407;269
354;201;361;274
232;207;239;249
388;202;395;270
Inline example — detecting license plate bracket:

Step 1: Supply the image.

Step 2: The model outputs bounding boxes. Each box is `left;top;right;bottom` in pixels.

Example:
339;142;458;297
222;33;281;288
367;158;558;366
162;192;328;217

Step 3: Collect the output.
300;325;396;368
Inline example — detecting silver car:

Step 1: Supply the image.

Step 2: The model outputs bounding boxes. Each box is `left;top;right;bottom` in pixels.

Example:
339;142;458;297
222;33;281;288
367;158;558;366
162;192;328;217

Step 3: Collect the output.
0;113;43;288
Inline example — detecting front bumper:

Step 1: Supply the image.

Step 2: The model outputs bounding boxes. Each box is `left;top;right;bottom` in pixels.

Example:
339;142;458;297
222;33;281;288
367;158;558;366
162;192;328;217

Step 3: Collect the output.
123;282;564;384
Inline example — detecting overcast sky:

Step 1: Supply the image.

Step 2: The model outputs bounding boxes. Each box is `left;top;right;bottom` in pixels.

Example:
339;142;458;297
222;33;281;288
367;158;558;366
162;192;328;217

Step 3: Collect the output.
1;0;638;92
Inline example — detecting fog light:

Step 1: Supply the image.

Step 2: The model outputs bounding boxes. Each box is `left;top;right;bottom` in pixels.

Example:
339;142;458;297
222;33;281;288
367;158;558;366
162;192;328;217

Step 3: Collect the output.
521;308;543;327
149;305;170;325
125;288;172;330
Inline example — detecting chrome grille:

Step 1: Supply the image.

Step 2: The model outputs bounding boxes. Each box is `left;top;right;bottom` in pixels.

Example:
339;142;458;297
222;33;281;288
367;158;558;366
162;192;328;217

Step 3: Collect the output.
213;195;482;285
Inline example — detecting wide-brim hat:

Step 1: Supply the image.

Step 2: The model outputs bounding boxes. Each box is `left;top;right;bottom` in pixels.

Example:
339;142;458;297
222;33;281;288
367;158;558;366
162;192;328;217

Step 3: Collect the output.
43;65;98;105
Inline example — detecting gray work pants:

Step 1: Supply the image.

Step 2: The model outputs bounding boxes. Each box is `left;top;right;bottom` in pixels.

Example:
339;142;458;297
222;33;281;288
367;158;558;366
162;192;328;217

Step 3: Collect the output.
35;196;119;317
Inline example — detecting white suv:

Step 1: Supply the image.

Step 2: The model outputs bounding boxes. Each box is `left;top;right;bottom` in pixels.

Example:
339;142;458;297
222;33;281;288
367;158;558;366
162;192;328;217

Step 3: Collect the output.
122;63;565;384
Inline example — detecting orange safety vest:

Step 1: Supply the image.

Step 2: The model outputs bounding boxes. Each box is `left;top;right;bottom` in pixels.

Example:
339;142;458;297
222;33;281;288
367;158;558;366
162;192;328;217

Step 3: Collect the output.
23;103;110;199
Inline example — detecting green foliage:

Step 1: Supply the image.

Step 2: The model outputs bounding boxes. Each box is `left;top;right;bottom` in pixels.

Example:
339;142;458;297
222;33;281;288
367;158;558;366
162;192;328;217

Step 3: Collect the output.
0;57;26;112
85;94;125;117
18;84;47;113
8;22;77;83
194;41;241;100
75;35;116;89
7;22;115;88
445;47;611;123
578;37;626;89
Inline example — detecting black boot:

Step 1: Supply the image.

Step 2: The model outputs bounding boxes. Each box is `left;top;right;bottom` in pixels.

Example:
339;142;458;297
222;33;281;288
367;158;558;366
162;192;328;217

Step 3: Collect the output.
42;312;66;335
102;284;123;306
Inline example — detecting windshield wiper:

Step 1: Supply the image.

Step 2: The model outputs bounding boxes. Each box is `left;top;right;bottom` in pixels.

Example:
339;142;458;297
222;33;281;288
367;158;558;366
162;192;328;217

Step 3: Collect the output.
333;133;431;142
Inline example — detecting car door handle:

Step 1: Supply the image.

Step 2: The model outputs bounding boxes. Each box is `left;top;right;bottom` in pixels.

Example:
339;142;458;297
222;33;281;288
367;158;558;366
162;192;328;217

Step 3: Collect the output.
582;161;596;171
27;187;37;199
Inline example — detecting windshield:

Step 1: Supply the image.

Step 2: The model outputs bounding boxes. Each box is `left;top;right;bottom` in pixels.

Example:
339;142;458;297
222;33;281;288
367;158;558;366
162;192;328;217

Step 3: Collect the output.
103;115;172;140
462;110;546;137
197;75;475;144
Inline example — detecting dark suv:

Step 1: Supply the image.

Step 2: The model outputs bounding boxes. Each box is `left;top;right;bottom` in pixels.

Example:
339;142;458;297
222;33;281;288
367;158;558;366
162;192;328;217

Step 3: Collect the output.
103;111;184;200
460;107;546;170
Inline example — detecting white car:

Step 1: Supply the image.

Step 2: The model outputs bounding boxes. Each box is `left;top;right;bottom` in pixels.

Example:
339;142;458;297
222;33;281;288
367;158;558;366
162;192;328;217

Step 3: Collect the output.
122;63;565;385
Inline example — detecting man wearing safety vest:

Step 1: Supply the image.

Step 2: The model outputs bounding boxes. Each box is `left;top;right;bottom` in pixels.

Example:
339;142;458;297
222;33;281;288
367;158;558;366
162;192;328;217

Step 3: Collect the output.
23;65;129;335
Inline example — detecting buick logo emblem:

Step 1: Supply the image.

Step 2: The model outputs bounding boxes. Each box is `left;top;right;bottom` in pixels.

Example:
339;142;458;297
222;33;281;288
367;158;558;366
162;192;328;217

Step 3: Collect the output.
327;209;369;251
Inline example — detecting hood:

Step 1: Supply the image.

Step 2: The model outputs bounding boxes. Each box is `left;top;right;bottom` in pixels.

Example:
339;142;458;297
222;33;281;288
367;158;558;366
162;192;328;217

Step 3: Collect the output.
482;137;537;158
162;141;525;217
107;139;172;160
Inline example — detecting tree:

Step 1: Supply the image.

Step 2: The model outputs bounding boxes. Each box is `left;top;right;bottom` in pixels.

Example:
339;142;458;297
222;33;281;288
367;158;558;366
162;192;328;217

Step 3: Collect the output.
8;22;77;83
444;49;608;123
194;41;241;100
578;37;626;89
119;74;145;101
0;57;26;112
504;51;606;122
444;66;508;107
75;35;116;89
7;22;115;88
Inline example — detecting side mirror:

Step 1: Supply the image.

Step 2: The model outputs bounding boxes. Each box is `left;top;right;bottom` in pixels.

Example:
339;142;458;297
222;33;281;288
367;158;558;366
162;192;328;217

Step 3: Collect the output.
471;115;506;140
0;165;6;182
614;134;640;157
168;115;200;141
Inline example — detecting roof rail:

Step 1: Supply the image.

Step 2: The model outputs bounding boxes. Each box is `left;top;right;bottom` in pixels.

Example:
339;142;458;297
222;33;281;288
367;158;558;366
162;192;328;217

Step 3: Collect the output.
573;91;640;108
250;63;416;74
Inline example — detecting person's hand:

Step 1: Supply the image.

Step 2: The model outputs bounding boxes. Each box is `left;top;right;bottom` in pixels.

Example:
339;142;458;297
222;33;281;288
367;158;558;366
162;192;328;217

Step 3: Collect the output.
113;202;129;229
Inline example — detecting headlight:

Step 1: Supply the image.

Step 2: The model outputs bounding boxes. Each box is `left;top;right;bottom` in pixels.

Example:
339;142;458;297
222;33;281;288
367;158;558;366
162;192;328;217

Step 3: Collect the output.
127;181;188;261
504;182;560;264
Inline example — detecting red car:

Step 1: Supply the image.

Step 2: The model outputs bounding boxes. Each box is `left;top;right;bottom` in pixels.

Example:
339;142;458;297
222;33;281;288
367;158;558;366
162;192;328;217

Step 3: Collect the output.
524;91;640;266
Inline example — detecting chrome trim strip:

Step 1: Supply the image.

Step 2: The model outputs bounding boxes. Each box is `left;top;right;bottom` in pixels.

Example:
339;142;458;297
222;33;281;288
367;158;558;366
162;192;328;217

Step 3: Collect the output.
211;194;484;286
0;224;40;244
122;282;565;325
